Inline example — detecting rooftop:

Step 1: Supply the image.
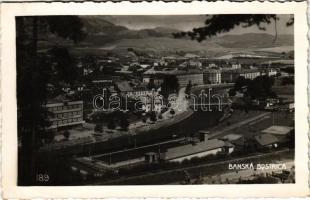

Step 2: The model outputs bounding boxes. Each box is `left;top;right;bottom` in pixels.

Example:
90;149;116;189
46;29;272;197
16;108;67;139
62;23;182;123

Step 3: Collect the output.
221;134;243;141
164;139;233;160
262;125;294;135
221;68;260;74
47;95;69;104
144;68;202;76
116;81;133;92
254;133;279;146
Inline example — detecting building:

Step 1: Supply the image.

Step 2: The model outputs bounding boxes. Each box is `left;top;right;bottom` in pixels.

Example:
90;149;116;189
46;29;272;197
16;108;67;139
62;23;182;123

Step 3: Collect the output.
203;69;221;84
262;125;294;137
221;134;245;147
72;156;145;176
254;134;280;149
142;75;164;87
239;69;261;80
142;75;151;84
221;69;261;83
91;74;120;86
46;98;85;132
176;73;203;87
261;68;277;77
231;62;242;69
143;68;204;87
162;138;234;162
221;69;240;83
116;81;155;97
253;125;294;149
180;60;202;69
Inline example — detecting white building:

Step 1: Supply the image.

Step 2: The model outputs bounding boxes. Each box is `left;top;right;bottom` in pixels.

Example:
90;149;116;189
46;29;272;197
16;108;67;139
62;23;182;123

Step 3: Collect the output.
239;69;261;80
46;99;84;132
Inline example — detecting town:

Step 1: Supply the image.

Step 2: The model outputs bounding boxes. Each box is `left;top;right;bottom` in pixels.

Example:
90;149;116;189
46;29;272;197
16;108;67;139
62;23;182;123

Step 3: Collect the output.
16;15;295;185
35;49;294;185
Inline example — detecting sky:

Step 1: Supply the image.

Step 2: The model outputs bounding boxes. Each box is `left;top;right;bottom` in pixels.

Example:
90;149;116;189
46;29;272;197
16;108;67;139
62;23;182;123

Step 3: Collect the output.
102;15;294;35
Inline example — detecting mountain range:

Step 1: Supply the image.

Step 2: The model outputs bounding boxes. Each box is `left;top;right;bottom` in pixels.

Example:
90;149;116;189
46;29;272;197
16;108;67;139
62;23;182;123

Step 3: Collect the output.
67;16;294;56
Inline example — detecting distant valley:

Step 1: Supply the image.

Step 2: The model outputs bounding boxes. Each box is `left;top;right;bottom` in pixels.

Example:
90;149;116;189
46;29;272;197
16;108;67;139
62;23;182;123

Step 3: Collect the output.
40;16;294;58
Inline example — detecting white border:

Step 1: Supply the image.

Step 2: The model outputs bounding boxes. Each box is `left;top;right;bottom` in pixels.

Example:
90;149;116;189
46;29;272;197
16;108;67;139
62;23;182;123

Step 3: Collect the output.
1;1;308;198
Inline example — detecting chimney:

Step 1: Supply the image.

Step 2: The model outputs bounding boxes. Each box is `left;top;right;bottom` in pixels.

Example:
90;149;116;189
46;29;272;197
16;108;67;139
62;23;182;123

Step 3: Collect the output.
199;131;210;142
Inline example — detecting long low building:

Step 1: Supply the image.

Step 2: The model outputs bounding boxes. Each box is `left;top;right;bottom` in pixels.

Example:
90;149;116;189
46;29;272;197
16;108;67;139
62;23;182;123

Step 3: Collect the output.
162;138;234;162
143;68;204;87
221;68;261;83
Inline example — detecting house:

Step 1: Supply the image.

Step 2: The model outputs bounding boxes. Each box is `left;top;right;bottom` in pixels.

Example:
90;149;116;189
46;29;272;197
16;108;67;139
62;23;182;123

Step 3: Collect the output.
254;134;280;149
231;62;242;69
142;75;151;84
162;138;234;162
262;125;294;142
207;63;218;69
73;83;86;92
180;60;202;69
261;68;277;77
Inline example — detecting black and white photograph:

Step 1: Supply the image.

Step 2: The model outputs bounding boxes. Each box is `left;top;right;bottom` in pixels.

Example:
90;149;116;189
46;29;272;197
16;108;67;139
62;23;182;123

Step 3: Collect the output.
16;14;296;186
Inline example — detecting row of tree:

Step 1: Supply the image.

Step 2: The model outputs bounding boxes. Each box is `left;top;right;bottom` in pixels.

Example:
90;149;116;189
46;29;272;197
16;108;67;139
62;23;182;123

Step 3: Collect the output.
230;75;276;99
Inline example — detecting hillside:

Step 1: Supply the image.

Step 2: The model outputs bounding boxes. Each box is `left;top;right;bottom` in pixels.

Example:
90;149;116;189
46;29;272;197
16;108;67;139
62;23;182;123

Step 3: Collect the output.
39;16;294;57
212;33;293;48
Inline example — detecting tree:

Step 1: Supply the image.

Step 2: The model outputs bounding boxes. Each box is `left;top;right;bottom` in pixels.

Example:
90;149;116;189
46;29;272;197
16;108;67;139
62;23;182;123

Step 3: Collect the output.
81;55;99;72
94;124;103;133
119;114;130;131
16;16;86;185
147;80;156;90
234;76;251;92
185;80;192;96
43;131;55;144
281;76;294;85
48;47;78;85
173;14;293;42
248;75;275;99
107;119;116;130
160;75;179;98
149;111;157;122
63;130;70;140
170;109;175;115
228;88;236;97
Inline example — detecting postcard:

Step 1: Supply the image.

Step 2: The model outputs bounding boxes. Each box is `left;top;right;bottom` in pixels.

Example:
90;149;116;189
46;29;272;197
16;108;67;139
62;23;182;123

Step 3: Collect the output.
1;1;308;198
